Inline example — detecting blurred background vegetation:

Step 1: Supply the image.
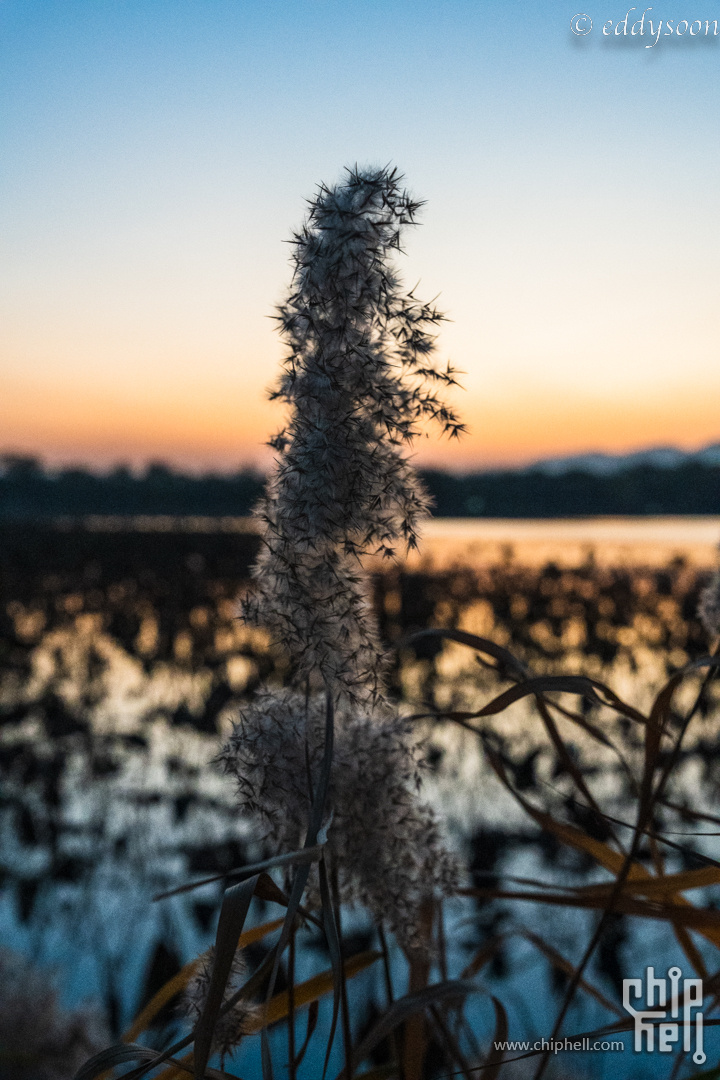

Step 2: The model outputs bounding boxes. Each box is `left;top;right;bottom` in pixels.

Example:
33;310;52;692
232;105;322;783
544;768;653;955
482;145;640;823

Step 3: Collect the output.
3;454;720;520
2;503;720;1076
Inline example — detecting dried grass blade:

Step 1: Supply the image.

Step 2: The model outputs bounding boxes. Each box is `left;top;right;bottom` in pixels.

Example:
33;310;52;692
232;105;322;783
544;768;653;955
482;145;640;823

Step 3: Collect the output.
153;847;324;902
559;659;681;1080
406;628;648;725
481;743;631;877
533;695;618;845
574;865;720;899
660;799;720;828
558;795;720;871
73;1043;159;1080
345;980;476;1079
401;628;527;680
253;873;322;929
464;886;720;936
459;935;507;980
193;875;258;1080
247;951;380;1032
648;657;720;731
152;1053;239;1080
294;1001;319;1071
478;731;719;1045
542;697;616;749
152;1056;193;1080
319;854;343;1080
518;930;623;1017
428;1004;475;1080
125;949;281;1080
465;872;604;894
482;997;508;1080
402;898;434;1080
469;676;604;718
123;919;285;1043
261;688;335;1080
585;679;648;725
649;657;720;818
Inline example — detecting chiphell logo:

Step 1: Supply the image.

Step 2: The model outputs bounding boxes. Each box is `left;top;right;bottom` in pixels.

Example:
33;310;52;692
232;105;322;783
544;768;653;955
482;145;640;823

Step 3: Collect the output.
623;966;705;1064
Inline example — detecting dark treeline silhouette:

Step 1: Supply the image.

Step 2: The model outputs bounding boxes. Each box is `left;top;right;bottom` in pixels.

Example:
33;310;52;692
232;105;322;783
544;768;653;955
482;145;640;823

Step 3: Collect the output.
2;453;720;519
422;462;720;517
0;456;266;519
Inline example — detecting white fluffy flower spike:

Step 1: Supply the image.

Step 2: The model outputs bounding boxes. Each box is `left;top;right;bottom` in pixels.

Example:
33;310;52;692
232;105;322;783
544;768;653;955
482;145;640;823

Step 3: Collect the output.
220;689;459;951
242;165;464;700
224;166;462;952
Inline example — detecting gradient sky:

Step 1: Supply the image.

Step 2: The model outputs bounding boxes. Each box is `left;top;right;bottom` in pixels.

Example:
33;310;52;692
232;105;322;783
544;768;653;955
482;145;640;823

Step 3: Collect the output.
1;0;719;472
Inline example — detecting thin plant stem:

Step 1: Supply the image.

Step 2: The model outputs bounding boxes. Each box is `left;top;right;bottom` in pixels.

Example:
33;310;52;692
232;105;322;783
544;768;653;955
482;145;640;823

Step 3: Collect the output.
288;924;296;1080
437;899;448;983
378;923;402;1079
331;862;354;1080
533;655;719;1080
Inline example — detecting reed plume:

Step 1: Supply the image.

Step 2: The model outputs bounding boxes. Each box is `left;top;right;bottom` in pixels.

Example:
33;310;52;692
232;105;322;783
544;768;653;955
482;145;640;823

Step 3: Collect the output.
223;165;462;950
242;164;464;701
698;571;720;638
0;949;107;1080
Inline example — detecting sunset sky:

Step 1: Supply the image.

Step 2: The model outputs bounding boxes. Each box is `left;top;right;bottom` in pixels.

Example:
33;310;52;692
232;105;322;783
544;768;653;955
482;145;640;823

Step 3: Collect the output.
2;0;719;472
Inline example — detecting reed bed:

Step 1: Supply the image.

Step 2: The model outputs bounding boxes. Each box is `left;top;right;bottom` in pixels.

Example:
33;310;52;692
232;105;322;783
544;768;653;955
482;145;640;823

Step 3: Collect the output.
3;166;720;1080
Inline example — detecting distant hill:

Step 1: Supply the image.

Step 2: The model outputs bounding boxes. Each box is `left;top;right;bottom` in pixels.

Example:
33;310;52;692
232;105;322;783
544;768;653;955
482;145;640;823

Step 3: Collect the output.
2;447;720;519
531;443;720;476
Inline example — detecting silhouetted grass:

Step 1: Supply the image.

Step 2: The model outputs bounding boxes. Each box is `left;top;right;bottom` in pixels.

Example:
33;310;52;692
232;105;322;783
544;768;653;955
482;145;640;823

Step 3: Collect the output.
3;523;720;1079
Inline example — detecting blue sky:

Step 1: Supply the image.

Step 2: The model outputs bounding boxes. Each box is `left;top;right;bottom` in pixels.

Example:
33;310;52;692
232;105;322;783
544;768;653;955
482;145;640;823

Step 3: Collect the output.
1;0;719;469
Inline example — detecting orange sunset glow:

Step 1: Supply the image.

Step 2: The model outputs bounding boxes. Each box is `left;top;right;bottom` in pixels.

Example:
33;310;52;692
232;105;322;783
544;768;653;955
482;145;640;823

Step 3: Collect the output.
2;0;719;474
3;372;720;473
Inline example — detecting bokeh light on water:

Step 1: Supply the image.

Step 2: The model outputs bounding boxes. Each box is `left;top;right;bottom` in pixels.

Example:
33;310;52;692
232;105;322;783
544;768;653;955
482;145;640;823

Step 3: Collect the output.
2;517;719;1069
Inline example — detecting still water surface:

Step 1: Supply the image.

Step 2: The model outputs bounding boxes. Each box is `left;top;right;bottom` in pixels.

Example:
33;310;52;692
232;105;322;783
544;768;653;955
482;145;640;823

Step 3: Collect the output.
2;518;719;1075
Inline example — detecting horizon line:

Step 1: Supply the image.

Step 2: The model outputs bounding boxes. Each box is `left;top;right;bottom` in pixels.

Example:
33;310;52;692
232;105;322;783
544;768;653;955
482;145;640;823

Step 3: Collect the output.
4;438;720;477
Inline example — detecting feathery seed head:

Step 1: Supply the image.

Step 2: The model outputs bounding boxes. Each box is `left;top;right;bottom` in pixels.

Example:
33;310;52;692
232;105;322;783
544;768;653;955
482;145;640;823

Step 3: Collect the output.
243;165;464;699
699;572;720;639
0;949;108;1080
180;946;256;1064
219;689;460;950
228;167;462;947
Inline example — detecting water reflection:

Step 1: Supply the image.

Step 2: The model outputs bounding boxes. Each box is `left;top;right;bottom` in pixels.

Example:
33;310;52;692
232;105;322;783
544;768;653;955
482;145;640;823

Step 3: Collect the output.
1;519;719;1069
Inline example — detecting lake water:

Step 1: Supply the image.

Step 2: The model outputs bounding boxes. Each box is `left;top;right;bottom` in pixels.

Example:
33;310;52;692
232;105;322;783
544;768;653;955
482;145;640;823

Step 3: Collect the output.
407;515;720;568
2;518;719;1076
75;513;720;565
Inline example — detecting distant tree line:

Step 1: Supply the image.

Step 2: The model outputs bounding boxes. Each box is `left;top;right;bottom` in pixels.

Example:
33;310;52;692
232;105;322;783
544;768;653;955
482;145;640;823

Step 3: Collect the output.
2;454;720;519
0;456;265;519
422;463;720;517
